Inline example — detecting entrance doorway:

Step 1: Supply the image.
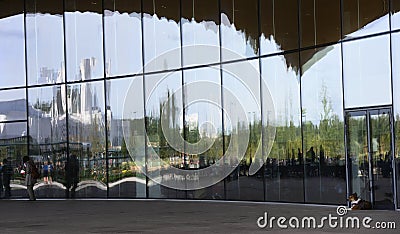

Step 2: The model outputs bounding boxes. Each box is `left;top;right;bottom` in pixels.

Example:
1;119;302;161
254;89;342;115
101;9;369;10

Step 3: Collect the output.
345;107;396;210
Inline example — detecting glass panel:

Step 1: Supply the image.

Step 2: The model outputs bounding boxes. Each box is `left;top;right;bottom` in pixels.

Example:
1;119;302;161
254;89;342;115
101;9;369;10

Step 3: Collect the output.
343;35;392;108
260;0;299;55
104;0;142;77
67;81;106;198
347;113;370;204
28;86;67;198
0;89;26;122
369;110;394;209
143;0;181;73
0;122;27;198
261;53;303;202
65;0;104;81
300;0;341;48
222;59;263;201
392;32;400;208
26;0;65;85
0;0;25;88
181;0;220;66
301;47;346;204
107;77;146;198
183;66;224;199
145;71;183;198
391;0;400;30
220;0;259;61
342;0;389;38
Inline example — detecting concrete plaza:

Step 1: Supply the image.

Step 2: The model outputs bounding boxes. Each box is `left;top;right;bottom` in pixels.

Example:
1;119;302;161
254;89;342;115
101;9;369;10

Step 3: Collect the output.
0;199;398;233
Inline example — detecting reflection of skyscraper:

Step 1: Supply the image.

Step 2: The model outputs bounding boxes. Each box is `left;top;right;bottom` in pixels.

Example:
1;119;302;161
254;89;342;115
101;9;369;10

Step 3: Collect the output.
79;58;96;115
40;67;58;84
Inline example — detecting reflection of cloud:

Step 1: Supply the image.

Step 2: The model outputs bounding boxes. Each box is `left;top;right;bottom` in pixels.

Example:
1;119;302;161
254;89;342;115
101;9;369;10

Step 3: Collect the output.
0;29;23;38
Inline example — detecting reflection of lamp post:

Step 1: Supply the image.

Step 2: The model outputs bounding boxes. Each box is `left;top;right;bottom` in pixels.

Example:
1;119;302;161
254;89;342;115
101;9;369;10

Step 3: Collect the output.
302;109;307;160
247;111;256;168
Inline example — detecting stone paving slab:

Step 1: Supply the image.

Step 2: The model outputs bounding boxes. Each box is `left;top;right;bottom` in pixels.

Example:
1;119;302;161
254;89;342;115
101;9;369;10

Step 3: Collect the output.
0;199;398;233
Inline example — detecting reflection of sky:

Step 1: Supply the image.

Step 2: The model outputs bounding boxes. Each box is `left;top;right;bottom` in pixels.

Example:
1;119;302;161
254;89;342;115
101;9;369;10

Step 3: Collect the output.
0;15;25;88
392;32;400;116
26;13;64;84
1;11;399;124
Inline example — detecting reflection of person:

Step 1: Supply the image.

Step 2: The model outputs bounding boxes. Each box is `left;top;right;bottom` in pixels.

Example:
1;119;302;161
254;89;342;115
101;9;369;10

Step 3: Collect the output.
65;154;79;198
2;159;13;198
297;148;303;165
43;161;53;184
23;156;37;201
307;147;316;163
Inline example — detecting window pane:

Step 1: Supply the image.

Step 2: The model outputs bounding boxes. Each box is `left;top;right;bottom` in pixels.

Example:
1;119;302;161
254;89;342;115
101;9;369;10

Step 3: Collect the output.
181;0;220;66
104;0;142;77
67;81;106;198
391;32;400;207
143;0;181;73
65;0;104;81
0;0;25;88
222;59;263;201
107;77;146;198
343;0;389;38
26;0;65;85
301;47;346;204
0;89;26;122
183;66;224;199
300;0;341;48
261;53;303;202
28;85;67;198
260;0;299;55
343;35;392;108
145;71;183;198
0;122;27;197
220;0;259;61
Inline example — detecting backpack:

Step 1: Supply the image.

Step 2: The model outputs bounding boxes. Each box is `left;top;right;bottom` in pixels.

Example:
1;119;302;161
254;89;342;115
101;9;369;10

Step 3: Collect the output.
30;162;40;180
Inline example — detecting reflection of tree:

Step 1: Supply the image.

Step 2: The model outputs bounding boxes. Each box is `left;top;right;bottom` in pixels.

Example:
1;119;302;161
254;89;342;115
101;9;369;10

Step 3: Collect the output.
303;85;344;163
33;100;52;113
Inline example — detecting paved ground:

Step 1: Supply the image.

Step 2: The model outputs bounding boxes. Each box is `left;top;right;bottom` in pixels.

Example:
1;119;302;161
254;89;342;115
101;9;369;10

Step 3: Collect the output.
0;199;398;233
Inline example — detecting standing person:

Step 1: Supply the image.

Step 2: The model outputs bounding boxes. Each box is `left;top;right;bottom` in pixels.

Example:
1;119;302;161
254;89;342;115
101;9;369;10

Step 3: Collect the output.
65;154;79;198
2;159;13;198
23;156;37;201
42;161;53;184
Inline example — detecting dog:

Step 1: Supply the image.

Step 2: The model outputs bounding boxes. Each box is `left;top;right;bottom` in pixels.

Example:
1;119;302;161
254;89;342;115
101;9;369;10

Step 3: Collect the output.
348;193;372;210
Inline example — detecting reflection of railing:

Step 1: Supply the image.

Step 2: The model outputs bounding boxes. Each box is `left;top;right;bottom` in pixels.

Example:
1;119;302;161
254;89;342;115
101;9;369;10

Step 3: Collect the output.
0;135;30;145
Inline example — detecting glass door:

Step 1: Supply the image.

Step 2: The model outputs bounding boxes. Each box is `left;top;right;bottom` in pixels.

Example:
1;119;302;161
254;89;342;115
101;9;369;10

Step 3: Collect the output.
346;108;395;210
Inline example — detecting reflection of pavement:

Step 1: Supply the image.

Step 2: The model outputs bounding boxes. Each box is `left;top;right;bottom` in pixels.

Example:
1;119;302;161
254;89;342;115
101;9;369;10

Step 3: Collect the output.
9;176;346;202
0;200;398;233
9;177;148;198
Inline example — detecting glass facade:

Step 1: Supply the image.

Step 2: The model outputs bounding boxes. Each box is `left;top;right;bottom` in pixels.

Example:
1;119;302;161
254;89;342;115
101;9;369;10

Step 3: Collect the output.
0;0;399;209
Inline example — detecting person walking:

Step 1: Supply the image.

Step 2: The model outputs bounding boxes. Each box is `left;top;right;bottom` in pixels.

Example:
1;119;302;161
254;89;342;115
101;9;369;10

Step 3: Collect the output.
2;158;13;198
23;156;37;201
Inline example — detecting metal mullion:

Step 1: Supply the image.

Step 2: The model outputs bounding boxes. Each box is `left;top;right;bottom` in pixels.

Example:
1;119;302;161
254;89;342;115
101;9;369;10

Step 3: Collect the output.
297;0;306;204
23;0;30;161
218;0;227;200
389;0;399;210
63;0;71;199
101;0;109;198
366;111;375;205
257;0;267;202
140;0;149;199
